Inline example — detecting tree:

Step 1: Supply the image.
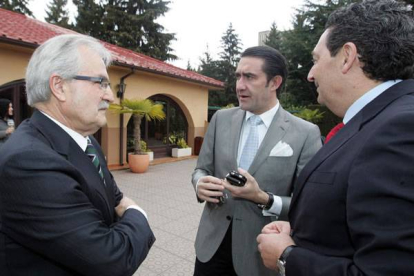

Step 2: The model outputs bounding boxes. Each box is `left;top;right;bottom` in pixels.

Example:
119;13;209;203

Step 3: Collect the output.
45;0;70;28
72;0;105;38
198;47;225;106
218;23;242;106
73;0;176;61
265;22;283;51
281;0;361;106
0;0;33;16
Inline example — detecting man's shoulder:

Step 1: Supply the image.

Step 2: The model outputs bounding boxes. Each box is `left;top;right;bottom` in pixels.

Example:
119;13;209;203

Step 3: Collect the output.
281;108;319;130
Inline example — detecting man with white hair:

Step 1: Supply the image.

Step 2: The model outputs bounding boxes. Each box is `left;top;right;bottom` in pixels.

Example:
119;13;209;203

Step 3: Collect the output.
0;34;155;276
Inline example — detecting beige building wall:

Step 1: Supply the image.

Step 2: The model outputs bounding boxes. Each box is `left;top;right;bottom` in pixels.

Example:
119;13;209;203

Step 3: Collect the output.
0;43;32;84
106;67;209;165
0;44;212;166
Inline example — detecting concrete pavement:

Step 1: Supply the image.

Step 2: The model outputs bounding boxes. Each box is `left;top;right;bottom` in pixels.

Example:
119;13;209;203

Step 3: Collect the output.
112;157;203;276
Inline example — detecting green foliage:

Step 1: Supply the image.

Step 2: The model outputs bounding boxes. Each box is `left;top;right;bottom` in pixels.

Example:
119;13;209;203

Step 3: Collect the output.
280;0;361;106
294;108;325;123
72;0;176;61
197;24;242;107
176;138;189;149
109;98;165;155
265;22;283;50
140;140;152;152
0;0;33;16
220;103;235;109
45;0;71;28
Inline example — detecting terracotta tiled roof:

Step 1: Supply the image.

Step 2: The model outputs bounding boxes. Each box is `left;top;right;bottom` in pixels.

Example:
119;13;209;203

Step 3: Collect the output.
0;8;224;89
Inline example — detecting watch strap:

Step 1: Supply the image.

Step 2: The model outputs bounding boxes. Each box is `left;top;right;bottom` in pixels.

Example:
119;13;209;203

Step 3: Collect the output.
280;245;296;262
258;191;274;210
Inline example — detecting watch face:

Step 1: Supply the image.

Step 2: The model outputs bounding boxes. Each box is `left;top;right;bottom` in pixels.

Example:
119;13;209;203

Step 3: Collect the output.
277;260;285;275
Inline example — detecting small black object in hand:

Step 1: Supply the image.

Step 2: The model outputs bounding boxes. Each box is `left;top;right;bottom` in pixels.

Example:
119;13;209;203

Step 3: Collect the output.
225;170;247;187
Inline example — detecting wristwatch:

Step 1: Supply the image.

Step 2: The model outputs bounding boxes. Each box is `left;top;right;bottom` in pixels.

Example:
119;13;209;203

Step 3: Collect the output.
277;245;296;276
258;191;274;210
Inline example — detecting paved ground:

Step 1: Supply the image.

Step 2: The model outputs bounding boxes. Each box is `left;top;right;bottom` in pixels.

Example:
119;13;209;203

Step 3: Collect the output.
112;158;203;276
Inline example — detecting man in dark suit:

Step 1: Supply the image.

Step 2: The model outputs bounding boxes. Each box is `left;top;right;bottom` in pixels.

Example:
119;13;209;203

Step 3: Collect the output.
257;1;414;275
0;34;155;276
192;46;322;276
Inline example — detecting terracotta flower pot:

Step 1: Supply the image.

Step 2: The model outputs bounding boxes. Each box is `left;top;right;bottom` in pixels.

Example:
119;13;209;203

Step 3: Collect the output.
128;153;150;173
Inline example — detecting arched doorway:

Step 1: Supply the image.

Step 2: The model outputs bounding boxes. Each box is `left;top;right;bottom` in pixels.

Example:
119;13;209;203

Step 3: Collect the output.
126;94;189;158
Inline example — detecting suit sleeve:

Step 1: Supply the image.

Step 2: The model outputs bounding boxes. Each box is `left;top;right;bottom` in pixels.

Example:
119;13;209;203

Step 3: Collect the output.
287;112;414;275
191;111;218;200
279;124;322;219
0;147;155;276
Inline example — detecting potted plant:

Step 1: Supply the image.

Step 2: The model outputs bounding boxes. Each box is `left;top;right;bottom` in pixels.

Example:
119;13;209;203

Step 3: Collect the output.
109;98;165;173
172;137;192;158
140;140;153;161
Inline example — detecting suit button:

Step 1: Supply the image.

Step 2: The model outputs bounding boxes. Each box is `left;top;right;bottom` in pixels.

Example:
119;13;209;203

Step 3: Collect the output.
226;216;232;221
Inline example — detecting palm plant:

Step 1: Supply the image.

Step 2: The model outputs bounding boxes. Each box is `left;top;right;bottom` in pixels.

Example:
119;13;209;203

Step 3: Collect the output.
109;98;165;155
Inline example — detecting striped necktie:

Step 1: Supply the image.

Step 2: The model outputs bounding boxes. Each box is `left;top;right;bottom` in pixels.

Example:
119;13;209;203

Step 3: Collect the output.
239;115;263;170
86;137;105;185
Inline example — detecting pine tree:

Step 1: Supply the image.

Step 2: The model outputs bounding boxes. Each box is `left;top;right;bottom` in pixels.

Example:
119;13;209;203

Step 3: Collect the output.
281;0;361;106
218;23;242;106
265;22;283;51
0;0;33;16
72;0;105;38
73;0;176;61
198;46;225;106
45;0;70;28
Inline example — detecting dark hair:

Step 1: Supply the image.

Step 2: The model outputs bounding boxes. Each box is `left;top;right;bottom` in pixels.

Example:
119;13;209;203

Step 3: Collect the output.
325;0;414;81
241;46;288;93
0;99;11;119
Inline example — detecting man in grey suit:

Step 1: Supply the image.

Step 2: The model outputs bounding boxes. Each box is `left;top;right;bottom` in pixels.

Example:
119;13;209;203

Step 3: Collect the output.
191;46;322;276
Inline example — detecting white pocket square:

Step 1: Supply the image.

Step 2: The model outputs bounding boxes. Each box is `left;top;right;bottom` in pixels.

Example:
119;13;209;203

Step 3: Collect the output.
269;141;293;157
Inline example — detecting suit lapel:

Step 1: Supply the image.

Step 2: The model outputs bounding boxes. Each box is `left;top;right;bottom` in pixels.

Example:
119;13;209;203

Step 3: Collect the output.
249;107;288;175
30;111;112;218
290;79;414;210
231;108;246;170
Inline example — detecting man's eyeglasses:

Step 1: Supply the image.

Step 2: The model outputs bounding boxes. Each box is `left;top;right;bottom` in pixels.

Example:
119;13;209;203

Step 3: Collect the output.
72;75;111;90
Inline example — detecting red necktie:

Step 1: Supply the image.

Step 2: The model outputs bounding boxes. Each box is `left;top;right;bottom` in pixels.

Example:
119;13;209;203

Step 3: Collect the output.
325;122;344;143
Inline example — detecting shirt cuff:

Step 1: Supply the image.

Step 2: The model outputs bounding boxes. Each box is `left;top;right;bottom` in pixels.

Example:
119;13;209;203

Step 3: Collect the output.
126;205;148;220
262;195;282;217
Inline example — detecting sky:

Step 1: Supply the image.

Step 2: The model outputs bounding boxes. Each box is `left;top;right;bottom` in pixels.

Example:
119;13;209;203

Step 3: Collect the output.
29;0;307;69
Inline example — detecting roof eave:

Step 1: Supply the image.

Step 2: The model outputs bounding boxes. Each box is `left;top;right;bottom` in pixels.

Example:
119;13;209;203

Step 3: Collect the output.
112;60;224;90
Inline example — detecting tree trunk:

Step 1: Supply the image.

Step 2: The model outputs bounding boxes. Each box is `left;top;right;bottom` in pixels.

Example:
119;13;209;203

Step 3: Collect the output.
133;114;143;155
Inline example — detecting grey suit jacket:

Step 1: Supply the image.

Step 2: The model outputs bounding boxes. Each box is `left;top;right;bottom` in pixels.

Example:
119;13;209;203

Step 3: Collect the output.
192;106;322;276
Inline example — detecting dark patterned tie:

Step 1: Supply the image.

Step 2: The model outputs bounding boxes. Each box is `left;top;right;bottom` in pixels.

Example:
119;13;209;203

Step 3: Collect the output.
85;137;105;185
325;122;345;144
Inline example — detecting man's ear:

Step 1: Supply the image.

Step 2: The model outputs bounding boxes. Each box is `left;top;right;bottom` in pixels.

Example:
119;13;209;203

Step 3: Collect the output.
341;42;358;74
49;74;67;102
270;75;283;92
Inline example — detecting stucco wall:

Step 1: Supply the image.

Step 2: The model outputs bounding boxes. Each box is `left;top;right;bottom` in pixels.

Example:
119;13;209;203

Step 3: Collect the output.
0;43;32;84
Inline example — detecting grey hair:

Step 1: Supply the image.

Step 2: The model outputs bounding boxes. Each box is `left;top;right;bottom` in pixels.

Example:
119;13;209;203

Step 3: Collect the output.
25;34;112;106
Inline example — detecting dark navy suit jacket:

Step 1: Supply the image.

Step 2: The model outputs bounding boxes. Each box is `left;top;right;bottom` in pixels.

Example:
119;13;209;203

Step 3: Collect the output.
0;111;155;276
287;80;414;275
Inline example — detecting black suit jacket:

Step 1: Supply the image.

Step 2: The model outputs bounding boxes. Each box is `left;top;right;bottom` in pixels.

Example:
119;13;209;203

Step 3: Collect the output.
287;80;414;275
0;111;155;276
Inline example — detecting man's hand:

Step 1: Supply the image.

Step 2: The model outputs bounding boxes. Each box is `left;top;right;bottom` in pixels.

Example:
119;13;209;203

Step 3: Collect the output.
196;176;225;204
262;221;291;234
222;168;268;204
115;196;137;217
257;222;295;271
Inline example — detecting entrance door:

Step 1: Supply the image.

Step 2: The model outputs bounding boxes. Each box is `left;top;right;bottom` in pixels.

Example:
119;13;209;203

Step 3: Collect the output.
126;94;188;159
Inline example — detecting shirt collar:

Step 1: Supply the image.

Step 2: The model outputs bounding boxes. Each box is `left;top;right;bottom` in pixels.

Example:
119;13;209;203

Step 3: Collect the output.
245;101;280;128
40;111;88;151
343;80;402;124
